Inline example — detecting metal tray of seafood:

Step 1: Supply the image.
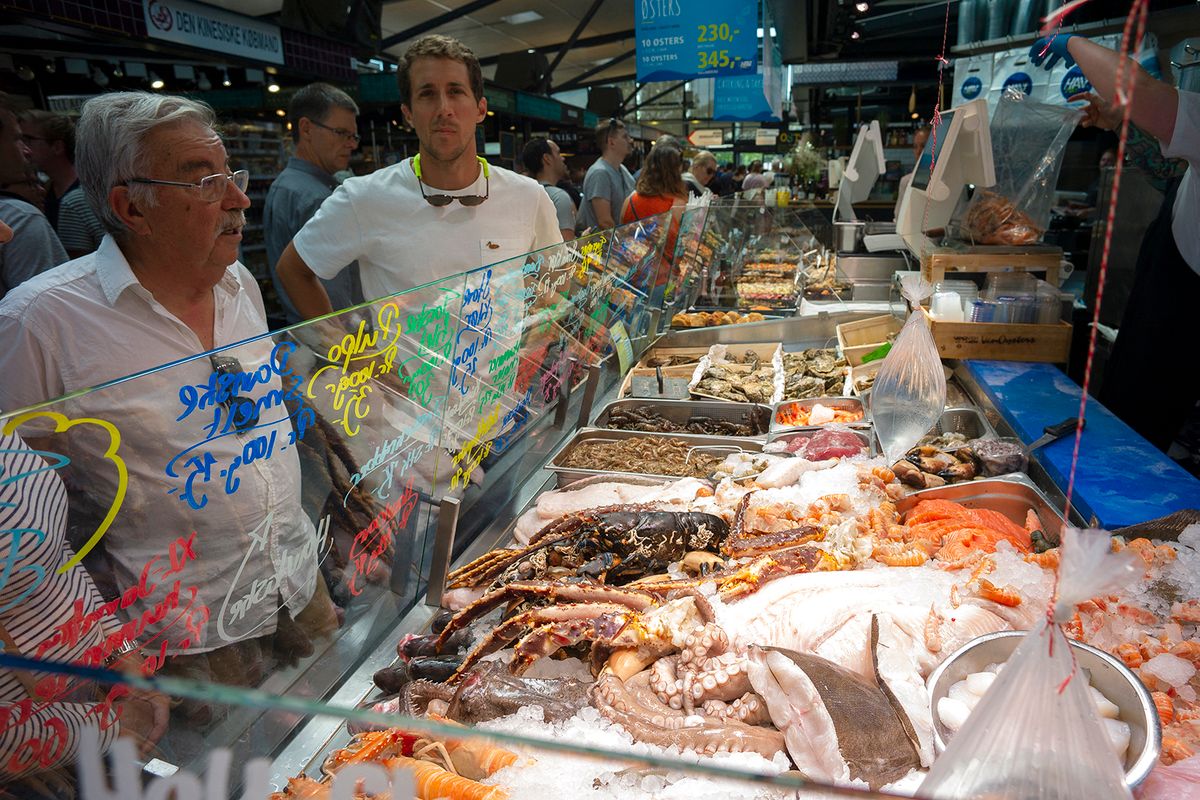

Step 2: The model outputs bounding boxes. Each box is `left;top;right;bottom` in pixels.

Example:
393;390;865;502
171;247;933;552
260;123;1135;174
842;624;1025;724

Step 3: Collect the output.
927;630;1160;787
894;474;1076;538
545;427;766;487
593;398;773;438
925;407;995;443
765;427;876;458
770;396;869;433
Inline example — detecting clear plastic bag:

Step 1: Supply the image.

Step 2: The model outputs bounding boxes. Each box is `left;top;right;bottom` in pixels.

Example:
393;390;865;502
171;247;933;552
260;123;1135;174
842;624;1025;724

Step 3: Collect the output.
960;87;1084;245
870;274;946;465
921;528;1142;800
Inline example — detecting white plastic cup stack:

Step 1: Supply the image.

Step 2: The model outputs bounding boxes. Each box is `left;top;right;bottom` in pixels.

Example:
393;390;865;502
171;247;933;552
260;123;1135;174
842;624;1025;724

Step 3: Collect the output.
931;291;965;321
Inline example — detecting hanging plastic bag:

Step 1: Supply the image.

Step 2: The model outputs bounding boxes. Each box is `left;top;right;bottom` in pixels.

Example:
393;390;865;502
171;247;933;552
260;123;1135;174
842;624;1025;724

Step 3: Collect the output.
921;528;1142;800
870;274;946;465
960;87;1084;245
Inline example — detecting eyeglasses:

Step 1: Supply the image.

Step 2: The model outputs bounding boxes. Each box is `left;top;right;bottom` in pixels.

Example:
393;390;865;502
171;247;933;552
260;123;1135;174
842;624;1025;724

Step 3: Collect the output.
412;154;489;207
209;354;260;433
309;119;361;144
127;170;249;203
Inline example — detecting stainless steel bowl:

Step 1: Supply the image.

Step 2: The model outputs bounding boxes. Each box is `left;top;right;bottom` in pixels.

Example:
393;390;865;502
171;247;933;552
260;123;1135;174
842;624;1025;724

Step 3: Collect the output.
926;630;1161;787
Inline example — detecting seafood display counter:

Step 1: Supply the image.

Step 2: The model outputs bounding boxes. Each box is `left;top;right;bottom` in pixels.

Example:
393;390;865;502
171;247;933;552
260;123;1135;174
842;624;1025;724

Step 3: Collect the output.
267;314;1200;799
5;197;1200;800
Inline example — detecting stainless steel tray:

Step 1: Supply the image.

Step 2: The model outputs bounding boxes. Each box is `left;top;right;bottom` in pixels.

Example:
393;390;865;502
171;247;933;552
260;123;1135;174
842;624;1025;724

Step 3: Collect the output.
593;398;772;438
894;474;1070;539
771;396;869;433
546;427;765;486
765;427;876;457
925;407;995;442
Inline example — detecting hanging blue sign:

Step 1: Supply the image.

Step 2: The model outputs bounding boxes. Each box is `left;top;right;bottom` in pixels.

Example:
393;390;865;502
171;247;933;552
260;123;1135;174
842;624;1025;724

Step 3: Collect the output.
713;75;778;122
1001;71;1034;95
960;76;983;100
1060;65;1092;100
635;0;758;82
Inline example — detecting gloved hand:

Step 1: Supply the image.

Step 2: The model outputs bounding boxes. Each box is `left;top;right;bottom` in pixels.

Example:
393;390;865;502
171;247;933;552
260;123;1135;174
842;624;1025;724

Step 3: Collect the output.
1029;33;1077;70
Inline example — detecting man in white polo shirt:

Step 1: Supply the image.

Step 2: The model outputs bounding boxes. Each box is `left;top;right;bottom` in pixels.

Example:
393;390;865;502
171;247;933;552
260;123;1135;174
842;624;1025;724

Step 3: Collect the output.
276;34;561;315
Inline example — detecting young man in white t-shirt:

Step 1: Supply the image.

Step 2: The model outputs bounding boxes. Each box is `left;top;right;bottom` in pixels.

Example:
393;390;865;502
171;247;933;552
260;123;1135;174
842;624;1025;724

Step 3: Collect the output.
276;35;561;318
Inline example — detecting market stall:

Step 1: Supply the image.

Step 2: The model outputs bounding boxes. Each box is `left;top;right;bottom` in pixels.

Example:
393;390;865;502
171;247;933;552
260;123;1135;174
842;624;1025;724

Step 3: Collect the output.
2;200;1199;800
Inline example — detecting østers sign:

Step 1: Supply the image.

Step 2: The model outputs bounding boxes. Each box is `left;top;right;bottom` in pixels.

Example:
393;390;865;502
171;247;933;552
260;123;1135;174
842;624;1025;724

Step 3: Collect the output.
636;0;757;82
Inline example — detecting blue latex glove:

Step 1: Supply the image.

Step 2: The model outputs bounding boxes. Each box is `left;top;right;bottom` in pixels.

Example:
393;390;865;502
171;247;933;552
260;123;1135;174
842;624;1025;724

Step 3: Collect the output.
1029;34;1077;70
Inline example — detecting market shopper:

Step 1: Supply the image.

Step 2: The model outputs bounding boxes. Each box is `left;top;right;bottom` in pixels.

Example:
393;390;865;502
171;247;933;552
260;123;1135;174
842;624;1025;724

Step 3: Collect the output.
20;110;104;258
265;83;363;325
577;117;635;233
522;136;576;241
0;94;66;298
1030;34;1200;452
276;34;560;319
0;92;336;686
741;160;772;191
621;137;688;224
683;150;717;198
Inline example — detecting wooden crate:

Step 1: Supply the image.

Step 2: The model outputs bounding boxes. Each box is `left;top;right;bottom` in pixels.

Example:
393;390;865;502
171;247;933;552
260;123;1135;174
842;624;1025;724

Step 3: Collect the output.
836;314;904;366
919;243;1062;287
920;308;1071;363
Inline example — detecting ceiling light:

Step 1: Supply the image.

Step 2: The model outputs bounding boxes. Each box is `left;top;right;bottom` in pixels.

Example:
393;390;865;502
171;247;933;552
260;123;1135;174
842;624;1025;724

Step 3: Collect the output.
850;30;861;40
501;10;543;25
44;59;56;74
266;66;278;75
275;108;286;117
149;70;164;89
527;49;535;54
221;70;231;87
91;65;109;87
855;1;869;11
911;112;919;119
16;65;34;81
267;83;280;93
649;120;659;125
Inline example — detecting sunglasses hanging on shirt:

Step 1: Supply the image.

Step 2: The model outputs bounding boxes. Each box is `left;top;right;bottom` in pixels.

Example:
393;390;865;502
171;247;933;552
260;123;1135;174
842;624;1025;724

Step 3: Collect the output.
412;154;490;207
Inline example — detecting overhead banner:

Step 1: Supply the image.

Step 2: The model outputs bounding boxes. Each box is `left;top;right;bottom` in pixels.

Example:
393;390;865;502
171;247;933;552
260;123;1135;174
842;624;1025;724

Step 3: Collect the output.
143;0;284;65
635;0;758;82
713;74;778;122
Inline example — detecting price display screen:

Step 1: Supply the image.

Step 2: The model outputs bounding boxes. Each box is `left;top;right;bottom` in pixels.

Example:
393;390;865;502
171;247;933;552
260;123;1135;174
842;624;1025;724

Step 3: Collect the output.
635;0;758;82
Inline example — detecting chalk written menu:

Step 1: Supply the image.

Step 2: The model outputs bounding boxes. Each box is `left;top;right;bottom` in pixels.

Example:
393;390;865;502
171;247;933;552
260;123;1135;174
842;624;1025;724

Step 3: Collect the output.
635;0;758;82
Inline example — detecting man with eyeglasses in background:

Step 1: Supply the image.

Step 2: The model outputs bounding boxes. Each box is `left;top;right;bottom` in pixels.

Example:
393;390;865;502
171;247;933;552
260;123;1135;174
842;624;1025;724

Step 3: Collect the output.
277;34;560;320
577;117;635;233
0;92;336;698
0;93;67;298
264;83;363;325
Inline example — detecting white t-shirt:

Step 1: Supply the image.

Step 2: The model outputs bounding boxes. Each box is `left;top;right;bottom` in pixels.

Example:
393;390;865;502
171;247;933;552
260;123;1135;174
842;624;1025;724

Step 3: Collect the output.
1162;89;1200;276
293;158;562;301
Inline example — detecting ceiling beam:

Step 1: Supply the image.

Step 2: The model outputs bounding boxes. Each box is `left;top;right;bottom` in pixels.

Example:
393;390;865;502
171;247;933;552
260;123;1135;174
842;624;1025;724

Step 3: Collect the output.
544;0;608;84
620;80;686;115
479;29;636;66
552;49;635;93
380;0;505;49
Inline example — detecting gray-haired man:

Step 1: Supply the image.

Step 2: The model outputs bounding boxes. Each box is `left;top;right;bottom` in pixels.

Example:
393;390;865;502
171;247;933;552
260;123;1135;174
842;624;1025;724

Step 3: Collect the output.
0;92;336;689
265;83;363;324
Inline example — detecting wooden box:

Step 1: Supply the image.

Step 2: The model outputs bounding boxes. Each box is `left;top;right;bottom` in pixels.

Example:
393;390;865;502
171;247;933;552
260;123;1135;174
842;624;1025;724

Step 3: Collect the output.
920;308;1071;363
918;243;1062;287
836;314;904;366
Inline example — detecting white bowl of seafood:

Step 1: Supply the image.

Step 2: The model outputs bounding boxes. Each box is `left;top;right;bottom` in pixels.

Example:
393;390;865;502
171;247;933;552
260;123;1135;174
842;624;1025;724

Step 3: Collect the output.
927;630;1162;787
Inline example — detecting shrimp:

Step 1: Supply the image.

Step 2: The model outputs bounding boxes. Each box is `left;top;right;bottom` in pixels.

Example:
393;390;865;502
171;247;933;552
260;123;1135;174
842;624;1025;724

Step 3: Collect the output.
1153;691;1175;726
925;605;944;653
1161;736;1195;765
872;541;929;567
1173;600;1200;625
385;755;508;800
1114;642;1144;670
976;578;1022;607
1170;640;1200;667
1024;549;1060;570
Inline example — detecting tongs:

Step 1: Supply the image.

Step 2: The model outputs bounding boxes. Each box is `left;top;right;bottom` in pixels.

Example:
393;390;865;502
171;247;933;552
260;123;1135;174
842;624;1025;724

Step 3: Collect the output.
1027;416;1085;452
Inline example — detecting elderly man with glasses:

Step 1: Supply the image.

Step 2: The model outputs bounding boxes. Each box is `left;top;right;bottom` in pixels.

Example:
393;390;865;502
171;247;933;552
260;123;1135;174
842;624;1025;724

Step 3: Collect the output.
0;92;336;697
265;83;363;325
276;34;561;320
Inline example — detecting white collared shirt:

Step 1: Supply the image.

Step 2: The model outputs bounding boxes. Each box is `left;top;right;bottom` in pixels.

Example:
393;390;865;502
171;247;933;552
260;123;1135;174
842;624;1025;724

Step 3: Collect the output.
0;235;318;654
